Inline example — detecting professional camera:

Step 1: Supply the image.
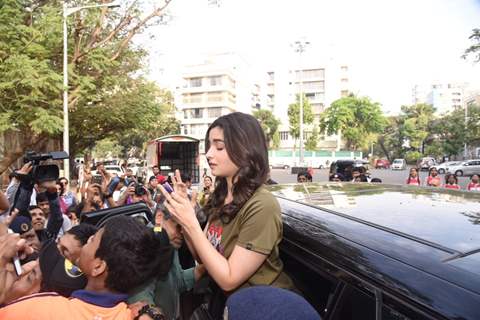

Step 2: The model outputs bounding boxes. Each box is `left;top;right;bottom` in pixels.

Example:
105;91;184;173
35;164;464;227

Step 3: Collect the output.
23;150;69;183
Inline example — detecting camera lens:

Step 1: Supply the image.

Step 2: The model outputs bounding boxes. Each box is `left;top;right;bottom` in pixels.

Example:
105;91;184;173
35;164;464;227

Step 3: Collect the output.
135;184;146;196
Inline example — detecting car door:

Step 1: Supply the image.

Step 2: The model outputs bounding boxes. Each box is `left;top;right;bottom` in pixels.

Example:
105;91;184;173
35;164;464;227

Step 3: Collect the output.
468;160;480;176
464;161;475;176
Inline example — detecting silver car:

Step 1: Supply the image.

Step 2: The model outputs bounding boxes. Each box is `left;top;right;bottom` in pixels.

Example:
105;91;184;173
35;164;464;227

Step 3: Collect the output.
447;159;480;177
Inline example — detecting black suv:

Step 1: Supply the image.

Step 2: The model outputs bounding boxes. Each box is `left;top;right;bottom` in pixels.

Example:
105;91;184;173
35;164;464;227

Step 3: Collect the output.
269;183;480;320
329;159;369;181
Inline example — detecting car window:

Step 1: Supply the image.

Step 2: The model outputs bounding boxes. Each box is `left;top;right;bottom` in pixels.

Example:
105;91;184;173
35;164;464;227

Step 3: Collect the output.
382;296;432;320
331;283;376;320
281;252;339;318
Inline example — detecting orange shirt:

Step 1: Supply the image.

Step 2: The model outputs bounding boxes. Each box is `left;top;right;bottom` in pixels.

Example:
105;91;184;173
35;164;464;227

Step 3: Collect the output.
0;291;133;320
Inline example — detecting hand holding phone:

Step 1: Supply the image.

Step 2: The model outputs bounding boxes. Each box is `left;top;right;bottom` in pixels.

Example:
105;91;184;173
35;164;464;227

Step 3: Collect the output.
162;182;174;194
7;229;22;276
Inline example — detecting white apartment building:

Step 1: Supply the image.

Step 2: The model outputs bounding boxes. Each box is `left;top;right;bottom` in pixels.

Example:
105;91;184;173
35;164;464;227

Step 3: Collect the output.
176;53;261;153
412;83;468;115
266;62;351;152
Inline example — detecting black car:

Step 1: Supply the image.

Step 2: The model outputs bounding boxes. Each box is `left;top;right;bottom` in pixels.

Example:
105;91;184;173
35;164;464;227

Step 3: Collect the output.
329;159;369;181
269;183;480;320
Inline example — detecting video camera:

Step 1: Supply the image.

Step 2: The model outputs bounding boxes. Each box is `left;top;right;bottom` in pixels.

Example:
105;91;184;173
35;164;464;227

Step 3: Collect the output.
23;151;69;183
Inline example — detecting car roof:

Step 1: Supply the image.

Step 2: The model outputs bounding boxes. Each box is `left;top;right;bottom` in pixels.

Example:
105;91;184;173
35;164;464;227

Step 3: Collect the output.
270;183;480;254
270;183;480;291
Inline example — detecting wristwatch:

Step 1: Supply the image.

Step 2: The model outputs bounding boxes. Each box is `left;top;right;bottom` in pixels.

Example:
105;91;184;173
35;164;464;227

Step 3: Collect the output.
134;304;165;320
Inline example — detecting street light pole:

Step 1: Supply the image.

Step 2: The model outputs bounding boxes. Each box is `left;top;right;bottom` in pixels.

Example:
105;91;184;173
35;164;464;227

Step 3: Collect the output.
464;103;468;159
62;1;120;180
292;39;310;166
63;2;69;180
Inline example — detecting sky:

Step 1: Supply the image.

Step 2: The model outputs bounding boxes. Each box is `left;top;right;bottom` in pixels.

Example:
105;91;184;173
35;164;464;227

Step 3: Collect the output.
137;0;480;115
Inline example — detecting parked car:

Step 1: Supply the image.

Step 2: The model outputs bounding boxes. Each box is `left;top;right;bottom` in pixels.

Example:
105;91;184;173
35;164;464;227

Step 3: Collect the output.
270;183;480;320
447;159;480;177
431;161;462;174
391;158;407;170
91;164;125;183
418;157;437;171
270;163;291;169
329;159;369;181
374;158;390;169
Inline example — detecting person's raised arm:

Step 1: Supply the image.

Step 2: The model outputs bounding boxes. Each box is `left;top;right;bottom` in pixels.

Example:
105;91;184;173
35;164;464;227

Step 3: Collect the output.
43;183;64;239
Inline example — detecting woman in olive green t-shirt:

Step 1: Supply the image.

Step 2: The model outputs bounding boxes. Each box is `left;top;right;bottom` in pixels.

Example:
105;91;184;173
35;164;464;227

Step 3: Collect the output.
160;113;294;312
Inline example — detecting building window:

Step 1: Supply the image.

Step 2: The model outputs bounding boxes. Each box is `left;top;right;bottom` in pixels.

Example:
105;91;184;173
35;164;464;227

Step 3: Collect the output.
187;108;203;119
190;78;202;87
206;92;224;102
183;93;202;104
208;107;222;118
341;90;349;97
341;66;348;72
183;125;188;135
341;78;349;83
210;76;222;86
267;72;275;81
280;131;289;141
190;124;205;135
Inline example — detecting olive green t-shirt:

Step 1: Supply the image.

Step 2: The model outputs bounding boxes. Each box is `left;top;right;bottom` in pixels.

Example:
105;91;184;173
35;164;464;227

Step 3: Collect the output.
206;186;294;291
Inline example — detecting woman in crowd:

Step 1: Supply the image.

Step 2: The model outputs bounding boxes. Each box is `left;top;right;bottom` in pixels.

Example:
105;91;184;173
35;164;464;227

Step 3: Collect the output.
444;174;461;190
467;174;480;191
58;177;77;209
406;167;421;186
425;167;441;187
198;176;214;207
161;112;294;319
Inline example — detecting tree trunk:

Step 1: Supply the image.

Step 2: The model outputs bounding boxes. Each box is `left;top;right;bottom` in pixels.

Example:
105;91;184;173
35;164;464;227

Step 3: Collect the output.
377;137;391;162
0;133;49;175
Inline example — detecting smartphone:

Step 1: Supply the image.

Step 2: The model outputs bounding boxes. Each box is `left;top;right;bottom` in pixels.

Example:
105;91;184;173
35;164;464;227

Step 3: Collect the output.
7;229;22;276
162;182;174;193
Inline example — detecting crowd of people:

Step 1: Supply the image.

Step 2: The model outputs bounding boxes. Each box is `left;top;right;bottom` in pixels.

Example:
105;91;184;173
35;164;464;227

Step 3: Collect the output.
406;167;480;191
0;112;321;320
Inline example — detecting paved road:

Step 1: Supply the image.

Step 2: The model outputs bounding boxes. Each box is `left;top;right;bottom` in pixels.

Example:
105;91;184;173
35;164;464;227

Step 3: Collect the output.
270;167;474;189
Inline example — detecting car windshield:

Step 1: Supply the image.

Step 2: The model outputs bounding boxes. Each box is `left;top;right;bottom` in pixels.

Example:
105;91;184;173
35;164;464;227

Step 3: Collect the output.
393;159;402;163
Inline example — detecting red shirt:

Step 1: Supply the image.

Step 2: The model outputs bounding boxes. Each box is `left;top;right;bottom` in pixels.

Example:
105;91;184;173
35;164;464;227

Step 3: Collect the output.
426;176;441;187
444;184;461;190
467;182;480;191
406;177;421;186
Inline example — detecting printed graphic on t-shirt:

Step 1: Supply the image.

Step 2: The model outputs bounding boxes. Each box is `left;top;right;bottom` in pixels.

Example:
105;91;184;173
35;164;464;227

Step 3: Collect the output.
207;224;224;255
64;259;83;278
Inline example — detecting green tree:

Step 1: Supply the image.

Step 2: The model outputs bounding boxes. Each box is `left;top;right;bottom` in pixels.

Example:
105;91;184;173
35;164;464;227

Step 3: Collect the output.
0;0;175;174
304;126;319;151
288;94;314;143
253;109;280;148
319;95;386;150
463;28;480;63
376;116;405;161
399;103;436;153
430;108;466;157
92;138;123;159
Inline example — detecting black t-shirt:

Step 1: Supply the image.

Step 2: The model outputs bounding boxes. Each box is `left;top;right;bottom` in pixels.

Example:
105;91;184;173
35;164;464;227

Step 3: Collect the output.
39;239;87;297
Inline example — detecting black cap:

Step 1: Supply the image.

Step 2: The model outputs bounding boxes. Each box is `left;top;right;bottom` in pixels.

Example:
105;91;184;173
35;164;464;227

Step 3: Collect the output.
39;239;87;297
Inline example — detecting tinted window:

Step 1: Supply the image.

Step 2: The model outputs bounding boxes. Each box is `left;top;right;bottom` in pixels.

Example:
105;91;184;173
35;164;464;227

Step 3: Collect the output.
281;252;339;317
332;284;375;320
382;296;432;320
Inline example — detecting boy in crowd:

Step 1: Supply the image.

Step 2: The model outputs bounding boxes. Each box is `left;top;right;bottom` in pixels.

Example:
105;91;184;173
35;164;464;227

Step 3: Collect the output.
128;207;204;320
0;216;171;319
